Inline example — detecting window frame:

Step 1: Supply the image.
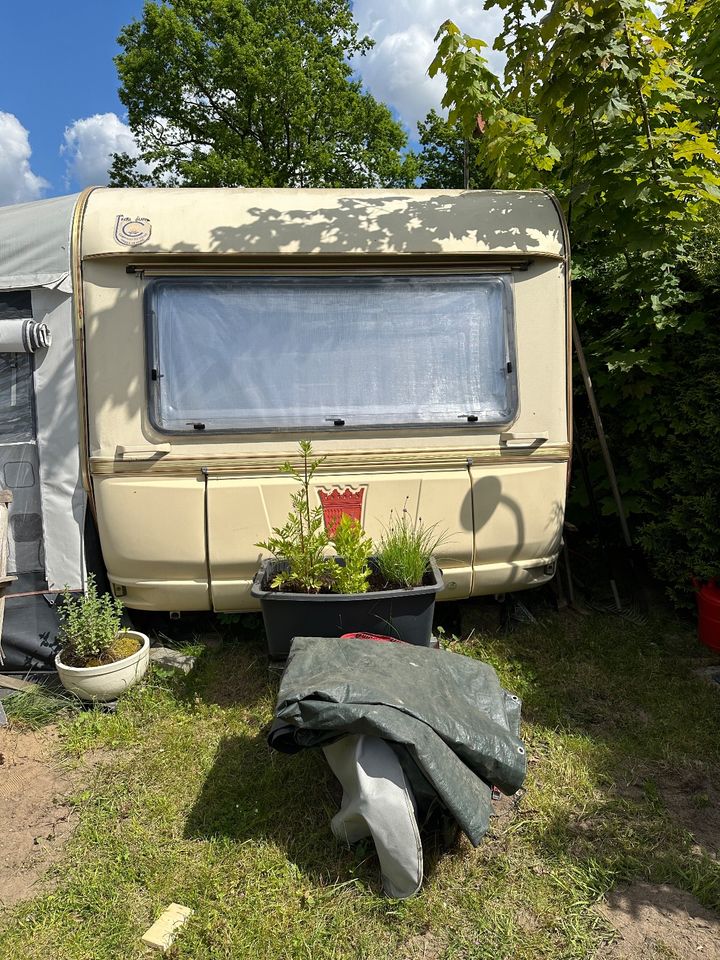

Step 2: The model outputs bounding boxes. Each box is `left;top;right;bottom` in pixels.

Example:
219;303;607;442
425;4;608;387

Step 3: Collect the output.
144;271;519;436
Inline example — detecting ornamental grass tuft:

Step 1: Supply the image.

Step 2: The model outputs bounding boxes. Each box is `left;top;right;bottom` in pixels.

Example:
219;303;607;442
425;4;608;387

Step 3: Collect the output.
374;502;448;589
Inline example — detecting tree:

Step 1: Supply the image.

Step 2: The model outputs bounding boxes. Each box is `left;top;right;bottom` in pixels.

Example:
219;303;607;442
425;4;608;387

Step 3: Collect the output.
429;2;720;601
415;109;491;189
431;3;720;265
110;0;415;188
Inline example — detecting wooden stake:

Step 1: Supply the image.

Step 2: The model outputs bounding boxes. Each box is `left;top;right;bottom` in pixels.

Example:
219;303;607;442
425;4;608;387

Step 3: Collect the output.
0;674;36;692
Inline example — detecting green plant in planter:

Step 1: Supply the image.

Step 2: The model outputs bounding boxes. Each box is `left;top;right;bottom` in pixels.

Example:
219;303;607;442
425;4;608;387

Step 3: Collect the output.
58;574;134;667
332;513;373;594
256;440;336;593
375;504;447;589
257;442;447;595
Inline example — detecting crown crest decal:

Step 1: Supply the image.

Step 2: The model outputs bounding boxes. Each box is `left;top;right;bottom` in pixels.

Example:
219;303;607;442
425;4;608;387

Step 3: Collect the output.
318;486;366;538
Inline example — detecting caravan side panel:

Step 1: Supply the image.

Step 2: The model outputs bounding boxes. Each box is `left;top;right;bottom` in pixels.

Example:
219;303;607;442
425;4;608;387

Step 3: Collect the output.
469;258;569;591
80;188;570;611
206;469;474;611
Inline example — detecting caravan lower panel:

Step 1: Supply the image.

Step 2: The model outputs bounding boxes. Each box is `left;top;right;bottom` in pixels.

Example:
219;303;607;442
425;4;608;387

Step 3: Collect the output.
109;577;210;611
470;460;566;594
93;475;209;608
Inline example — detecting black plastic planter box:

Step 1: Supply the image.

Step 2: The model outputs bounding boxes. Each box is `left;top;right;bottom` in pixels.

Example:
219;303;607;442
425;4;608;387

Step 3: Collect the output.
251;558;444;660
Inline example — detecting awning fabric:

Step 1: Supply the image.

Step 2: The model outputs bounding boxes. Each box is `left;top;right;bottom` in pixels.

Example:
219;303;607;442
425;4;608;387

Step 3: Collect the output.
0;194;78;294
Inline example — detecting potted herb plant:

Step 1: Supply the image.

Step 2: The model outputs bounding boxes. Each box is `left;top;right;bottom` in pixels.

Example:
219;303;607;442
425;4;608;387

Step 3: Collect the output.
251;441;445;659
55;574;150;701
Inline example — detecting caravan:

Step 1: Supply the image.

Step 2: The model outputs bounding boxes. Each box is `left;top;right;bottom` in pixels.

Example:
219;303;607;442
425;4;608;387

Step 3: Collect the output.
0;188;570;668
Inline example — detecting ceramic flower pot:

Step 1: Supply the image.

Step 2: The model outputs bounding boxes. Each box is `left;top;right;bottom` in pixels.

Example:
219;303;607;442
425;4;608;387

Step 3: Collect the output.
55;630;150;702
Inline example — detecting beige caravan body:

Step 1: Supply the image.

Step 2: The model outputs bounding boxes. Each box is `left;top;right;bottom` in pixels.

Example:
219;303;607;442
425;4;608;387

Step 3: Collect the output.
72;187;570;613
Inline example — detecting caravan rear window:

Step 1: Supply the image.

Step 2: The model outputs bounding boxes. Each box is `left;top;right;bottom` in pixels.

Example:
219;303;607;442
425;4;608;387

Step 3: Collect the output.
146;275;517;433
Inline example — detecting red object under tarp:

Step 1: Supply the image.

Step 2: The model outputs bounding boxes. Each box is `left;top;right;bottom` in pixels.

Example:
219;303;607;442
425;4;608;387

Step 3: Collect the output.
340;632;404;644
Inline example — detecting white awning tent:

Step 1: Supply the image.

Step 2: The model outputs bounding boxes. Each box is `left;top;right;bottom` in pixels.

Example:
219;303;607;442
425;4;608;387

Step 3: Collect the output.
0;193;76;293
0;194;86;670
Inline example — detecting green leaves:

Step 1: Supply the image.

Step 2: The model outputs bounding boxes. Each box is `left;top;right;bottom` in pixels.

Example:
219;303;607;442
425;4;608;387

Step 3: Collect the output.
58;575;126;665
430;1;720;355
256;443;446;594
256;441;333;594
255;442;372;595
430;21;559;190
331;515;373;595
414;109;492;189
111;0;413;188
429;2;720;601
374;507;447;590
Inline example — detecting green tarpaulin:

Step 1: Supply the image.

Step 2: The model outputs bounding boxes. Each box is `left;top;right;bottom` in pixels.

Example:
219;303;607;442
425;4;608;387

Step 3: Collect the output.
269;637;526;845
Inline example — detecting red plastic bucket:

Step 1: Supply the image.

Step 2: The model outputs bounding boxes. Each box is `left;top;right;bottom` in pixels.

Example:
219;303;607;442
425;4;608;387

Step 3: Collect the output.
694;579;720;652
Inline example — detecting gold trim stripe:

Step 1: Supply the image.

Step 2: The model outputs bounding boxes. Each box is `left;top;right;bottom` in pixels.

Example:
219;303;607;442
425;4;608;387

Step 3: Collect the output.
71;186;99;508
89;444;570;478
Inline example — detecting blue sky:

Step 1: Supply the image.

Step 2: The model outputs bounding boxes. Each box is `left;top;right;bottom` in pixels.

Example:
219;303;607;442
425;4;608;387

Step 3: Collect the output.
0;1;145;198
0;1;502;205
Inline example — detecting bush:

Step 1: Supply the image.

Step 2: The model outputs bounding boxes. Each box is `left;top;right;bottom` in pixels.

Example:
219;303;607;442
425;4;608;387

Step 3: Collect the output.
571;210;720;606
331;514;373;594
256;440;335;593
257;443;446;594
632;336;720;603
58;574;126;665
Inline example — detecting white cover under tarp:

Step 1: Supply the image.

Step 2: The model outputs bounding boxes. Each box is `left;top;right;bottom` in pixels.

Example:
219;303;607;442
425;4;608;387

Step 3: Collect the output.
0;194;78;294
323;734;423;899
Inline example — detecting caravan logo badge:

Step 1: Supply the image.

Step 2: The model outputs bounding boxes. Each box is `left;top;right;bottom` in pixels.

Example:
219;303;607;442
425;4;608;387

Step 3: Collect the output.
318;486;367;538
114;215;152;247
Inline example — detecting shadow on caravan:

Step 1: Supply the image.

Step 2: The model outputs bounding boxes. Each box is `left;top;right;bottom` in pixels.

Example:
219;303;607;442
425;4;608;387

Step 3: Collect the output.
0;188;570;667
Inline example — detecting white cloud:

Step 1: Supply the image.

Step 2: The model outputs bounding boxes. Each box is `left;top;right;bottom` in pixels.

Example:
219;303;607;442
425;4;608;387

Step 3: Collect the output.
0;112;49;206
62;112;144;187
352;0;505;134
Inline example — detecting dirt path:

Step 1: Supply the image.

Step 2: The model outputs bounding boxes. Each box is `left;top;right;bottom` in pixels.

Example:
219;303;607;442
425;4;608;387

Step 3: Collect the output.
600;882;720;959
0;725;76;907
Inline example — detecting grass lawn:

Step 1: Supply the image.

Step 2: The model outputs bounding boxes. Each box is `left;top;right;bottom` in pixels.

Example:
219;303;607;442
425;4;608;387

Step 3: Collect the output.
1;601;719;959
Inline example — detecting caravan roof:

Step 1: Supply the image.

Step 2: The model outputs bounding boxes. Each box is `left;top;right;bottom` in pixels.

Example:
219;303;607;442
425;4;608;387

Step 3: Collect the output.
80;187;566;260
